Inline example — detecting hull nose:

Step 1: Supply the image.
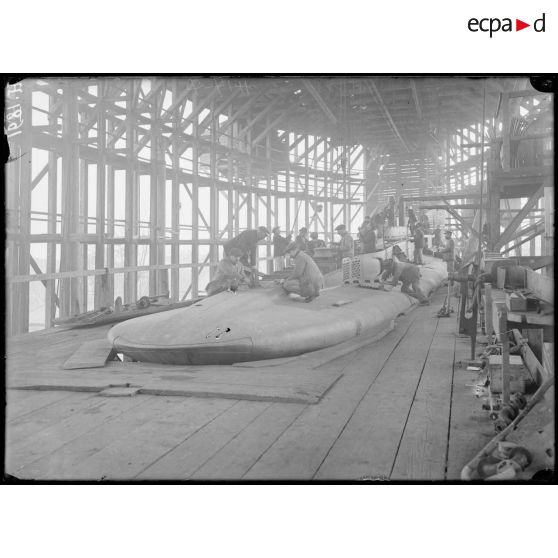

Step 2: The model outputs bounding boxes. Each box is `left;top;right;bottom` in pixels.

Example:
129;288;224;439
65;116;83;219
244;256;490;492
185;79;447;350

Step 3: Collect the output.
110;334;254;365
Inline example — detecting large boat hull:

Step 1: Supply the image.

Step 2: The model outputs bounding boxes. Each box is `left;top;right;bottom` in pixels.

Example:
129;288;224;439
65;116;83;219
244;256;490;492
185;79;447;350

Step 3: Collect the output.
108;256;447;365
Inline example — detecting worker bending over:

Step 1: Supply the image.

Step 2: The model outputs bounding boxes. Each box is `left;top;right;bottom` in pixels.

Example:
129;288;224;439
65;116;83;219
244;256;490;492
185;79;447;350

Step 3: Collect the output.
205;248;247;296
380;258;429;305
224;226;269;268
280;242;324;302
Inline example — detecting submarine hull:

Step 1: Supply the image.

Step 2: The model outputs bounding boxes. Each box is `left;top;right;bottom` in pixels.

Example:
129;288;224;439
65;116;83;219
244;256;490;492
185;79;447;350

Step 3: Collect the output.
108;256;447;365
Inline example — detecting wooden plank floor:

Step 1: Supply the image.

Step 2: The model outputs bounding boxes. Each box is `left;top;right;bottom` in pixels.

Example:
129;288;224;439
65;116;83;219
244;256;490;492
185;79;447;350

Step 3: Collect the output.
5;289;496;481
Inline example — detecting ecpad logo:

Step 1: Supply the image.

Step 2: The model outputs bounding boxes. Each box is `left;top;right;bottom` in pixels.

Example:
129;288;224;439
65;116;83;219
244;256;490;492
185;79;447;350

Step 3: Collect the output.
468;13;546;37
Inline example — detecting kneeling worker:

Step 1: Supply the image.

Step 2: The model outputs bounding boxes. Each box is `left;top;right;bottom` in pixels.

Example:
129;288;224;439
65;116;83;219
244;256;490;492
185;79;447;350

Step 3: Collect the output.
380;258;429;305
280;241;324;302
205;247;247;296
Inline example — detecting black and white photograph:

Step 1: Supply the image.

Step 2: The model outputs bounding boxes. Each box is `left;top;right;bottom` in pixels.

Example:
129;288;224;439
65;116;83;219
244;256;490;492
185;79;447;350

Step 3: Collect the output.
4;75;554;482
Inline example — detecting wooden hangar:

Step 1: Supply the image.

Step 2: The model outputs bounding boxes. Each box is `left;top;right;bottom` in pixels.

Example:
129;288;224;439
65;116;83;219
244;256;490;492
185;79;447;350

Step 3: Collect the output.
4;76;554;481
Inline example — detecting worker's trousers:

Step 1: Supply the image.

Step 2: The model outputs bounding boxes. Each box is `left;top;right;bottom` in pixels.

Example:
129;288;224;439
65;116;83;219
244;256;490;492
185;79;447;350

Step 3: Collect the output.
282;279;320;299
274;256;285;271
401;279;427;302
413;247;423;265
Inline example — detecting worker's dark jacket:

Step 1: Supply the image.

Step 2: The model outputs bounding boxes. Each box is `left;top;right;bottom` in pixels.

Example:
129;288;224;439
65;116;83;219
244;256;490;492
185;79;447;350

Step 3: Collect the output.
338;233;354;258
359;228;376;253
413;228;424;249
439;238;455;261
224;230;259;265
307;238;325;257
382;260;420;286
273;233;291;257
295;234;308;252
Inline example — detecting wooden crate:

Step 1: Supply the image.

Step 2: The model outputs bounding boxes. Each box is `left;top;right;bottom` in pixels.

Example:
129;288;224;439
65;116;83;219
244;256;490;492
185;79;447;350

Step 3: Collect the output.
488;354;533;393
506;292;528;312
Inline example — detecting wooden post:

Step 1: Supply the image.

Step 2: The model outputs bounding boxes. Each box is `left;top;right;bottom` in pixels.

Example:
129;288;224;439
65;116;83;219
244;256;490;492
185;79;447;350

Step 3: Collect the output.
484;283;493;343
265;115;273;275
501;93;510;171
209;98;219;280
94;85;107;310
542;184;553;276
191;89;199;298
498;305;510;405
124;80;138;304
59;81;80;318
105;119;115;305
170;81;181;301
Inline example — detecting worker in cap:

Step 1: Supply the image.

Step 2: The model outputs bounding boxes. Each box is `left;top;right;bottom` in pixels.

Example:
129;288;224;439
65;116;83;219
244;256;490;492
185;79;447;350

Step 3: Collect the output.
205;247;247;296
223;226;270;268
411;222;424;265
280;241;324;302
379;257;429;305
438;229;456;288
358;219;377;255
407;207;418;235
334;224;354;265
272;226;292;272
307;231;325;257
433;225;442;248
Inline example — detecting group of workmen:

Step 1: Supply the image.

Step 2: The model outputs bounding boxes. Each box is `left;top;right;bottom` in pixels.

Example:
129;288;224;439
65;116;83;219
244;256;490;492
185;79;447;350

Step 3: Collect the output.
205;224;354;302
204;214;456;306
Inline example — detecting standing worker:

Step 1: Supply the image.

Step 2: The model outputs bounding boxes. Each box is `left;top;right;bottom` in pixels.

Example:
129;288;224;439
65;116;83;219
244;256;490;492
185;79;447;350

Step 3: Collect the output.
334;224;354;266
272;226;291;271
280;242;324;302
379;258;429;305
407;207;418;235
438;229;456;291
412;222;424;265
438;229;455;274
359;221;377;254
224;226;270;268
433;225;442;249
205;247;247;296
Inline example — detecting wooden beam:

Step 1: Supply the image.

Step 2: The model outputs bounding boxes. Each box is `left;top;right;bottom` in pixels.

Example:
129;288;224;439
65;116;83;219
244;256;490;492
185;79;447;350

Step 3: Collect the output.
402;191;481;202
500;223;544;255
31;163;49;190
302;79;338;126
220;91;266;132
30;256;60;307
418;204;480;210
198;89;242;130
162;79;197;117
366;80;411;153
442;201;479;238
494;185;544;250
239;98;280;137
181;85;222;127
410;79;423;120
251;110;290;146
